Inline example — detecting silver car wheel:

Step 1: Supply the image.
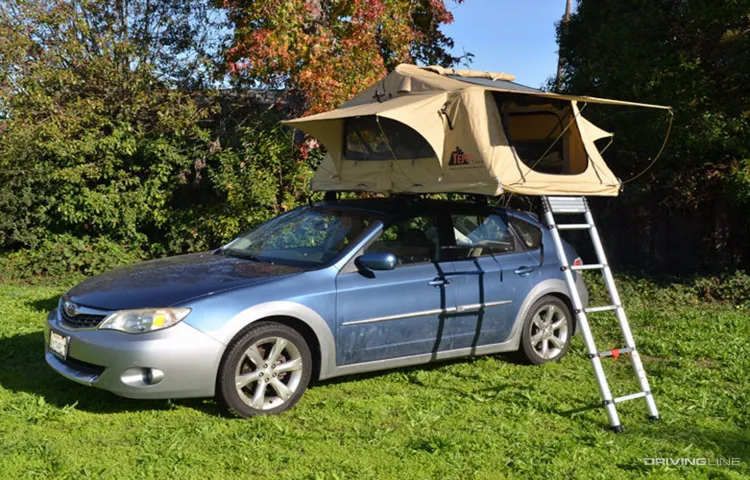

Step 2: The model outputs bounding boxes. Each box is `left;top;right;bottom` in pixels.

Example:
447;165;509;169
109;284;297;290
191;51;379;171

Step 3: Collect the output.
529;304;569;360
234;336;304;411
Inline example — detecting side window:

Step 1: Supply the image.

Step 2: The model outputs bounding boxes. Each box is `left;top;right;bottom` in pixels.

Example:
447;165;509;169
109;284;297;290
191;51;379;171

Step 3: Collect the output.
366;215;439;265
508;216;542;251
447;213;517;259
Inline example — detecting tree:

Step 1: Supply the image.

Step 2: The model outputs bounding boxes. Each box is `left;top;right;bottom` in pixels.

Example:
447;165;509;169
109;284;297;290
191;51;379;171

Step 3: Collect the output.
0;0;223;252
222;0;466;114
557;0;750;270
555;0;572;92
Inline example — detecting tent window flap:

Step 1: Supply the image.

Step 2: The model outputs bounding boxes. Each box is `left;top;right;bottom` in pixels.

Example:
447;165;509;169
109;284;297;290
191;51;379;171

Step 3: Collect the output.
344;116;434;161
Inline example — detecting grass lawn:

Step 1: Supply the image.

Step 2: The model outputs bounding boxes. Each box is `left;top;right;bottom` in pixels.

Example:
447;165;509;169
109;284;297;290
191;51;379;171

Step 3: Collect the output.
0;275;748;479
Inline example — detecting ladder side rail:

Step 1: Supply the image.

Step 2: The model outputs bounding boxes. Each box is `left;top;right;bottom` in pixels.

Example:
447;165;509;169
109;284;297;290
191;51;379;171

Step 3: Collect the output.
583;207;660;420
542;201;622;429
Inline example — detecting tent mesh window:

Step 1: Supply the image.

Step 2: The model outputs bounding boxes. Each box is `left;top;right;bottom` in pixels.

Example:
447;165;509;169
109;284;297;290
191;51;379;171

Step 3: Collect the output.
494;94;588;175
344;116;434;161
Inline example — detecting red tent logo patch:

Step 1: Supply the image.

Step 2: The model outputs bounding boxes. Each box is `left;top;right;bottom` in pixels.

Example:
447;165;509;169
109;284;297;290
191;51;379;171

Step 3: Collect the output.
449;146;473;166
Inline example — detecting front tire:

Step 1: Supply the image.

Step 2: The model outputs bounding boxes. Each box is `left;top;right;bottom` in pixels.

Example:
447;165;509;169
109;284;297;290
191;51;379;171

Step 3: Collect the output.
518;295;572;364
217;322;312;417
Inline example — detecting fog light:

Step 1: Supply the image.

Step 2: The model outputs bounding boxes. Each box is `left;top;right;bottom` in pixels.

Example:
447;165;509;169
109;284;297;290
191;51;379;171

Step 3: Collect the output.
121;367;164;387
142;368;164;385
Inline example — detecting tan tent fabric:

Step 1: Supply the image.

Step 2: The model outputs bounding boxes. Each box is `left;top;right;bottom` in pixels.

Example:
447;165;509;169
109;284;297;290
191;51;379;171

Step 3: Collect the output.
580;116;614;141
284;64;670;197
285;92;448;173
420;65;516;82
354;64;671;110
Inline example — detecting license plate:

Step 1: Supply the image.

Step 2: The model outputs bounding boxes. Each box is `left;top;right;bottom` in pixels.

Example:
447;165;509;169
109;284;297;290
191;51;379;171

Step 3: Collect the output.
49;330;69;359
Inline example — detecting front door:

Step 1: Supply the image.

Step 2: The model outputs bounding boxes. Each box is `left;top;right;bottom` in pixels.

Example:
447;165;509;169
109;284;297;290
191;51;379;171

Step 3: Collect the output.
335;212;456;365
444;209;541;350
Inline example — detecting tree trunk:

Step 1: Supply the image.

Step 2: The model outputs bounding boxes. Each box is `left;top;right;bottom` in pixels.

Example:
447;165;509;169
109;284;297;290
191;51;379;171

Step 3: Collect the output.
556;0;573;92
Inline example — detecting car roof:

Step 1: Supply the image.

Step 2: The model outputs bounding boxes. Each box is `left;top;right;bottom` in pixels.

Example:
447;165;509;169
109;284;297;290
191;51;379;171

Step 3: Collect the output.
315;197;474;215
318;196;526;216
314;197;542;226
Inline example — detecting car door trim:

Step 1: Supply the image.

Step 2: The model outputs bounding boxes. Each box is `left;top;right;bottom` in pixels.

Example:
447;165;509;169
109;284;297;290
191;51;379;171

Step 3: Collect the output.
341;299;512;326
456;299;512;313
341;306;458;326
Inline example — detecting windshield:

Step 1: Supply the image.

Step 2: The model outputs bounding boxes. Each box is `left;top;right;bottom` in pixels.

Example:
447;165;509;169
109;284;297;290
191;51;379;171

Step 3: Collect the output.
223;207;377;267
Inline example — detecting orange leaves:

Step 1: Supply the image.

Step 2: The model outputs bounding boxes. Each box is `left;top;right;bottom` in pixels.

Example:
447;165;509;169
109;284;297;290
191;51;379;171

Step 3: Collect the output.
224;0;461;114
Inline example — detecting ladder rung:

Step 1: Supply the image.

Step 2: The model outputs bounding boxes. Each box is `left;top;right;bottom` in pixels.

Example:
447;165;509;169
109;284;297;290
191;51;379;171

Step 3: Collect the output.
570;263;605;271
557;223;591;230
545;196;588;213
590;347;633;359
613;391;648;404
584;305;620;313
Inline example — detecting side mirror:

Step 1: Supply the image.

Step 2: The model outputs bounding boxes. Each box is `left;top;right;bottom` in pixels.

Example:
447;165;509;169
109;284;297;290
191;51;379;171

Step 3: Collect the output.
357;252;397;271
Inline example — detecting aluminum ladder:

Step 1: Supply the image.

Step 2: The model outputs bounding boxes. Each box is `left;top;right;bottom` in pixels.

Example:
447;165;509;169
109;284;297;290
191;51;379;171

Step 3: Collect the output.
541;196;659;432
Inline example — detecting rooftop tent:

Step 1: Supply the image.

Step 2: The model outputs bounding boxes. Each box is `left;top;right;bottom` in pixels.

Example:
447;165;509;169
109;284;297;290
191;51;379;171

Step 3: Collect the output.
284;64;670;197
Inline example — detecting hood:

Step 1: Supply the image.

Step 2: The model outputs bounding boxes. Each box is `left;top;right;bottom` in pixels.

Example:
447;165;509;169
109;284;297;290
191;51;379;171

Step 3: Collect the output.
66;252;303;310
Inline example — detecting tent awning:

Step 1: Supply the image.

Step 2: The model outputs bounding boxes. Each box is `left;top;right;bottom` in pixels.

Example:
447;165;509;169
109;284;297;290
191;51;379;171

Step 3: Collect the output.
284;91;449;165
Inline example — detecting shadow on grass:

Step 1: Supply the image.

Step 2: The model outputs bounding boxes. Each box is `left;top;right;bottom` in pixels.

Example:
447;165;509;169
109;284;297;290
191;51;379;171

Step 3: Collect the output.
25;294;62;314
0;331;227;417
0;324;523;418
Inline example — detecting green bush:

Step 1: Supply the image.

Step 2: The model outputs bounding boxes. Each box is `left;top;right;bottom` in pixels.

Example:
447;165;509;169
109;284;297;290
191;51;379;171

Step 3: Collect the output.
585;270;750;308
0;1;324;279
0;234;146;283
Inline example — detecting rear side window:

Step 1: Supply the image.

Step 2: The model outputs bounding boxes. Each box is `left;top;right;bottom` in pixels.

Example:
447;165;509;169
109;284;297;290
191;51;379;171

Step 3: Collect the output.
344;116;435;161
509;216;542;251
445;213;517;260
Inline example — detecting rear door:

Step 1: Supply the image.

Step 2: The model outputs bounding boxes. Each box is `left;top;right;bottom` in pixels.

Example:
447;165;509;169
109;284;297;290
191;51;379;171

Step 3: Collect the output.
443;206;541;349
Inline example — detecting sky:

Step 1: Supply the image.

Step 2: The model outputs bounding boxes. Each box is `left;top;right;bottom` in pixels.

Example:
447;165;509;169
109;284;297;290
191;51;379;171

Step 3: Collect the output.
442;0;571;89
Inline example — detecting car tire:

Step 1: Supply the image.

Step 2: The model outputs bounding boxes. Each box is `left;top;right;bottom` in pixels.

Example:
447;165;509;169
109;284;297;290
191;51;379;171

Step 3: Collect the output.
517;295;573;365
217;321;312;417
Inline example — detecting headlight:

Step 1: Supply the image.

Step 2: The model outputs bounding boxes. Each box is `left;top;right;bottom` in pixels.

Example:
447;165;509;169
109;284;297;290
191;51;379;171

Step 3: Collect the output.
99;308;191;334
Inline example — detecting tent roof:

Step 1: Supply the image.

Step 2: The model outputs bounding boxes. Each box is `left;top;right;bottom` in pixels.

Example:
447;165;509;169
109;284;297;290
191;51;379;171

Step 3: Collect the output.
406;64;671;110
446;76;546;94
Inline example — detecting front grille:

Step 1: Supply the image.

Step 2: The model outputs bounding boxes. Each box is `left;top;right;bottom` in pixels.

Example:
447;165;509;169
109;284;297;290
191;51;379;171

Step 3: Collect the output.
60;308;106;329
59;355;106;377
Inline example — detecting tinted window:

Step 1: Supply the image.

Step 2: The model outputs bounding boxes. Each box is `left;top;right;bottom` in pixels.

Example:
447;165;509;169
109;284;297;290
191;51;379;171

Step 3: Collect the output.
509;216;542;250
447;213;517;259
224;207;374;266
366;215;439;265
344;116;435;161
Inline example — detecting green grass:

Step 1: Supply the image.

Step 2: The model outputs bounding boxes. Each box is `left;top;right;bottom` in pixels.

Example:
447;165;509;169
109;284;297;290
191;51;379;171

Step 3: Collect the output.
0;277;748;479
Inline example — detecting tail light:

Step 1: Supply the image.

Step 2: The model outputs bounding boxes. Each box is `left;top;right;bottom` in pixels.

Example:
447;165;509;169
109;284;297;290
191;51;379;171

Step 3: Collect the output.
573;257;583;267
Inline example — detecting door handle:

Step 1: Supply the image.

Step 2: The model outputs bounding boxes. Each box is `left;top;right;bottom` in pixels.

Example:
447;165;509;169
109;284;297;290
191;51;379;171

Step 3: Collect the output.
514;266;534;276
428;277;451;287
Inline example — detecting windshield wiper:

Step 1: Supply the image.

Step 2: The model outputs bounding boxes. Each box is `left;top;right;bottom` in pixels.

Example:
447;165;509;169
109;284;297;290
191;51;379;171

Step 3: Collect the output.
223;249;267;263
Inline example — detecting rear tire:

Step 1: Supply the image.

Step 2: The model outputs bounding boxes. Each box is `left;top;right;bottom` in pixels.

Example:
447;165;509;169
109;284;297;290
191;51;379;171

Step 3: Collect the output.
517;295;572;364
217;321;312;417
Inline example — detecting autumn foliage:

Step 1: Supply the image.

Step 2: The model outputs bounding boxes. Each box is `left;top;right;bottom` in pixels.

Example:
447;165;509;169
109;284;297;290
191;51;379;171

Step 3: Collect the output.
223;0;464;114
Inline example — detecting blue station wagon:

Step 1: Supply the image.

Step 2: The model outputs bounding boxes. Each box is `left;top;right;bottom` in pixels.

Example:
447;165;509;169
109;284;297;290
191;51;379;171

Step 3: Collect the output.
45;197;588;417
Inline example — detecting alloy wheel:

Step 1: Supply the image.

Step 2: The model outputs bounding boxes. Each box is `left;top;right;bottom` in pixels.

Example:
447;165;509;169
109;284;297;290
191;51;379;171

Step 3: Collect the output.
529;304;569;360
234;336;304;410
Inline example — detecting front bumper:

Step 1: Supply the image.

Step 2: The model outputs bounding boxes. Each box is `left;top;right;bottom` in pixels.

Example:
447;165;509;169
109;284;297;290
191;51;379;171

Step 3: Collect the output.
44;309;226;399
